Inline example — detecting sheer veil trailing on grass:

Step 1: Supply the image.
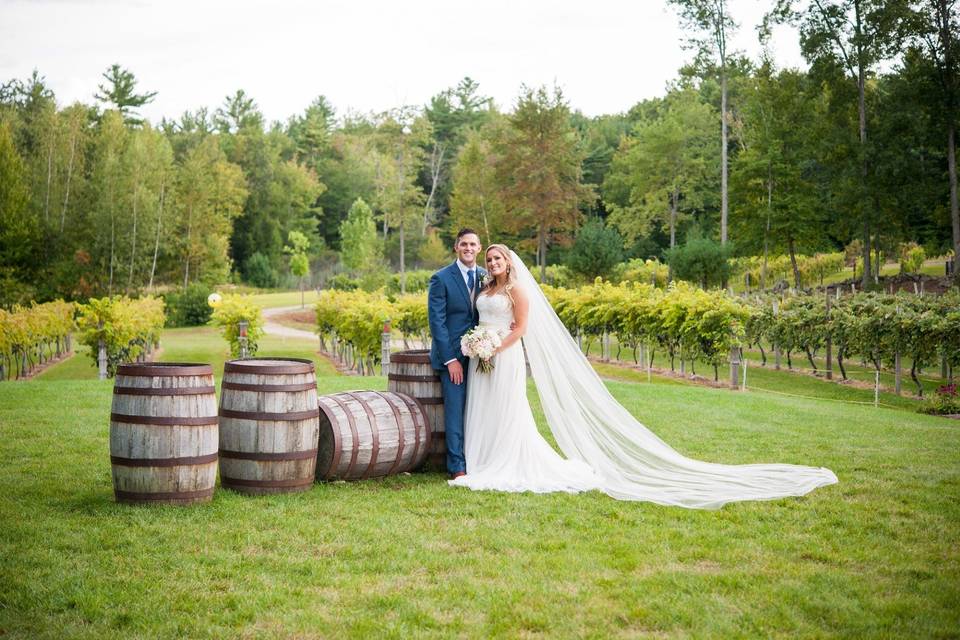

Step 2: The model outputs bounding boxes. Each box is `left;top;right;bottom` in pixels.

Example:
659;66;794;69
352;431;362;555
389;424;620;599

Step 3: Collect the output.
511;251;838;510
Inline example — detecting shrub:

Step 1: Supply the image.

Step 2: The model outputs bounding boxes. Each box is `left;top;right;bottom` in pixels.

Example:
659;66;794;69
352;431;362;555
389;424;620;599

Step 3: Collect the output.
532;264;578;287
919;384;960;415
899;242;926;274
664;233;733;288
164;283;213;327
75;297;165;376
327;273;360;291
210;294;264;358
614;258;669;287
567;218;624;280
387;270;433;294
244;252;278;288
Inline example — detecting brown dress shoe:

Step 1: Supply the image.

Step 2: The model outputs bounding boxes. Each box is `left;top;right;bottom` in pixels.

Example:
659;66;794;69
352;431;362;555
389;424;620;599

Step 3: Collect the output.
449;471;467;480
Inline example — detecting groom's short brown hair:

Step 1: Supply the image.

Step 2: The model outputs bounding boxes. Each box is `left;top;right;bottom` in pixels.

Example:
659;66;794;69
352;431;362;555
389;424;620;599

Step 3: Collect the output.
455;228;480;244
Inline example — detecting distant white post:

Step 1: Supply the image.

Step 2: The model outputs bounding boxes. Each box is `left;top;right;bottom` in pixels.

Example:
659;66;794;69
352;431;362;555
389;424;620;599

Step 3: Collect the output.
98;338;107;380
874;370;880;408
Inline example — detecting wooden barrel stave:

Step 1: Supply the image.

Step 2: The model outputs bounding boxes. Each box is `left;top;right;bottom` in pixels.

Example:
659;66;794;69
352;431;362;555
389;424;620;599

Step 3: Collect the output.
317;390;429;480
387;350;445;470
110;363;218;505
219;358;320;495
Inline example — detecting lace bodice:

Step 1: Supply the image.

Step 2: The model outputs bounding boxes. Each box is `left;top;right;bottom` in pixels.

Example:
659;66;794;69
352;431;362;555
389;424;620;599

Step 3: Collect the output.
477;291;514;329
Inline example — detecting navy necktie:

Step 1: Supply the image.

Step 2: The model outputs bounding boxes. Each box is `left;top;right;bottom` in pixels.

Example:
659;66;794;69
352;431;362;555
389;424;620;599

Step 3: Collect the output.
467;269;475;301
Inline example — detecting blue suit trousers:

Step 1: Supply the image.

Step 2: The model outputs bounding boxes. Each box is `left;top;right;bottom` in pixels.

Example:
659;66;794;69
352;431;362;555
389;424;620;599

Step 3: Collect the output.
439;357;468;474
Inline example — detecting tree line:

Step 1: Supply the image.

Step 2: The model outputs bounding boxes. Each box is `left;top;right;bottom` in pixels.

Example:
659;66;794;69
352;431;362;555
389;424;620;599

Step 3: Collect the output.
0;0;956;308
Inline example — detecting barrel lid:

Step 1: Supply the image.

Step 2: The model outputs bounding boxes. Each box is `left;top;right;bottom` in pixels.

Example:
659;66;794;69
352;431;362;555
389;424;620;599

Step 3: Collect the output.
389;349;431;364
224;357;315;375
116;362;213;376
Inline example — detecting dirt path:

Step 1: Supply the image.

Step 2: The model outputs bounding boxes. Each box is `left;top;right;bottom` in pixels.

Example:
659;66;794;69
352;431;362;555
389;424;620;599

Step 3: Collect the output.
261;306;318;341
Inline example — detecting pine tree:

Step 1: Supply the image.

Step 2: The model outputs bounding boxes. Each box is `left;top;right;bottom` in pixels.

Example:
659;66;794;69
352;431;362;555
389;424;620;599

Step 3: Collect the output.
95;64;157;126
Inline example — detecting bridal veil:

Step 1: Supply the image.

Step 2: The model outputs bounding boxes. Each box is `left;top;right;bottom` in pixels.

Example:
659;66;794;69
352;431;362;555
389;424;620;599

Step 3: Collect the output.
511;251;838;509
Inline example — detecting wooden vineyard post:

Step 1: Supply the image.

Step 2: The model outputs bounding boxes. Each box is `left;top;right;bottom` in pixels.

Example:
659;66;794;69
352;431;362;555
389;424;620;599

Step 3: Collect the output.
729;346;740;389
895;351;902;395
98;337;107;380
874;370;880;408
381;319;391;376
825;288;833;380
773;299;781;371
646;342;652;383
894;304;902;396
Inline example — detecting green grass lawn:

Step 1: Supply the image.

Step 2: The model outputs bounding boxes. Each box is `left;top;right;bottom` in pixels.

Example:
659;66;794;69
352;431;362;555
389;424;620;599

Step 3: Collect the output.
581;336;943;412
244;289;319;309
2;329;959;638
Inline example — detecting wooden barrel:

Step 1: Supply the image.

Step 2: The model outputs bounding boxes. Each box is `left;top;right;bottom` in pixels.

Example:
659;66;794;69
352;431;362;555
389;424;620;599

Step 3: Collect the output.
317;390;430;480
219;358;320;495
110;362;218;505
387;350;445;470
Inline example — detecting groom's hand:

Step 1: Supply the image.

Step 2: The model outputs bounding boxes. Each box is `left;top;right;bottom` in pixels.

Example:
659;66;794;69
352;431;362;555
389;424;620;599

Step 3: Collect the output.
447;360;464;385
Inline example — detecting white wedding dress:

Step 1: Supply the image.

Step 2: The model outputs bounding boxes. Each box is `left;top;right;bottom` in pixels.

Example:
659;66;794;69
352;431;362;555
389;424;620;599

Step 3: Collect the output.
449;291;603;494
448;251;838;509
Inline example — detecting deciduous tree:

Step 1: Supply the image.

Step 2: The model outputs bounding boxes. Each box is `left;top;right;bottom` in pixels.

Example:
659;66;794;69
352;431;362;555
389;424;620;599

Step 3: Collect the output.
496;86;593;280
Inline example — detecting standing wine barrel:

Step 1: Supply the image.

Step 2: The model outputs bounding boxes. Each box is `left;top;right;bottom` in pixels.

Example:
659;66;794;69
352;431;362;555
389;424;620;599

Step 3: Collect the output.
317;390;430;480
110;362;218;505
219;358;320;495
387;350;445;470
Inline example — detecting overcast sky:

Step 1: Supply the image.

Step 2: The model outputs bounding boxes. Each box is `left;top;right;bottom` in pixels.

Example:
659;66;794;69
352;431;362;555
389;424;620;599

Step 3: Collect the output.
0;0;806;124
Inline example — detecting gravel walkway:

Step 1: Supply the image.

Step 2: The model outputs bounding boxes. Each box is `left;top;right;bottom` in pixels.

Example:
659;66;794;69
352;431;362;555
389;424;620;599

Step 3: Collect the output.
261;305;317;341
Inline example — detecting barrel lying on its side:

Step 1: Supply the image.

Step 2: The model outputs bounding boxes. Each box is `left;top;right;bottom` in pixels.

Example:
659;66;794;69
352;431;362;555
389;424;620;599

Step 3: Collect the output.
387;350;444;470
317;390;430;480
219;358;320;495
110;362;218;505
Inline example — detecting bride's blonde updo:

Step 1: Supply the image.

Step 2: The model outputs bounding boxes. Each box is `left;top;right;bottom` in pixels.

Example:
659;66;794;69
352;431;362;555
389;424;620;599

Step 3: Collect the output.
484;244;518;305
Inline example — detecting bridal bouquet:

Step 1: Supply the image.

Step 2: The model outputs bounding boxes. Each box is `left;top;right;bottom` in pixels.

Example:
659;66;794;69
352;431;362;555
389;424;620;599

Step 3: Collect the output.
460;327;503;374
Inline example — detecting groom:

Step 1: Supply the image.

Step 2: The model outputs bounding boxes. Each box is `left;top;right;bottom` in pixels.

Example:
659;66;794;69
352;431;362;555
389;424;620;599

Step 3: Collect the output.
428;228;484;479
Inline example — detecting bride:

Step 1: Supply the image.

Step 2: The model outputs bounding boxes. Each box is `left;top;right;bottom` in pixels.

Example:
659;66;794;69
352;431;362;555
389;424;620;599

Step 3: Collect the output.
449;244;838;509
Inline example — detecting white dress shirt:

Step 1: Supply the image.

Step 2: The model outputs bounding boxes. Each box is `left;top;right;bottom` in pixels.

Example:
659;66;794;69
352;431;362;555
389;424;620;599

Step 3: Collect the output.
456;260;478;289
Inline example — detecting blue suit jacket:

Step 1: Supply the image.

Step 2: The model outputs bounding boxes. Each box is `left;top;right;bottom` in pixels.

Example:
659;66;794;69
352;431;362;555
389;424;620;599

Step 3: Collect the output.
428;262;485;370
